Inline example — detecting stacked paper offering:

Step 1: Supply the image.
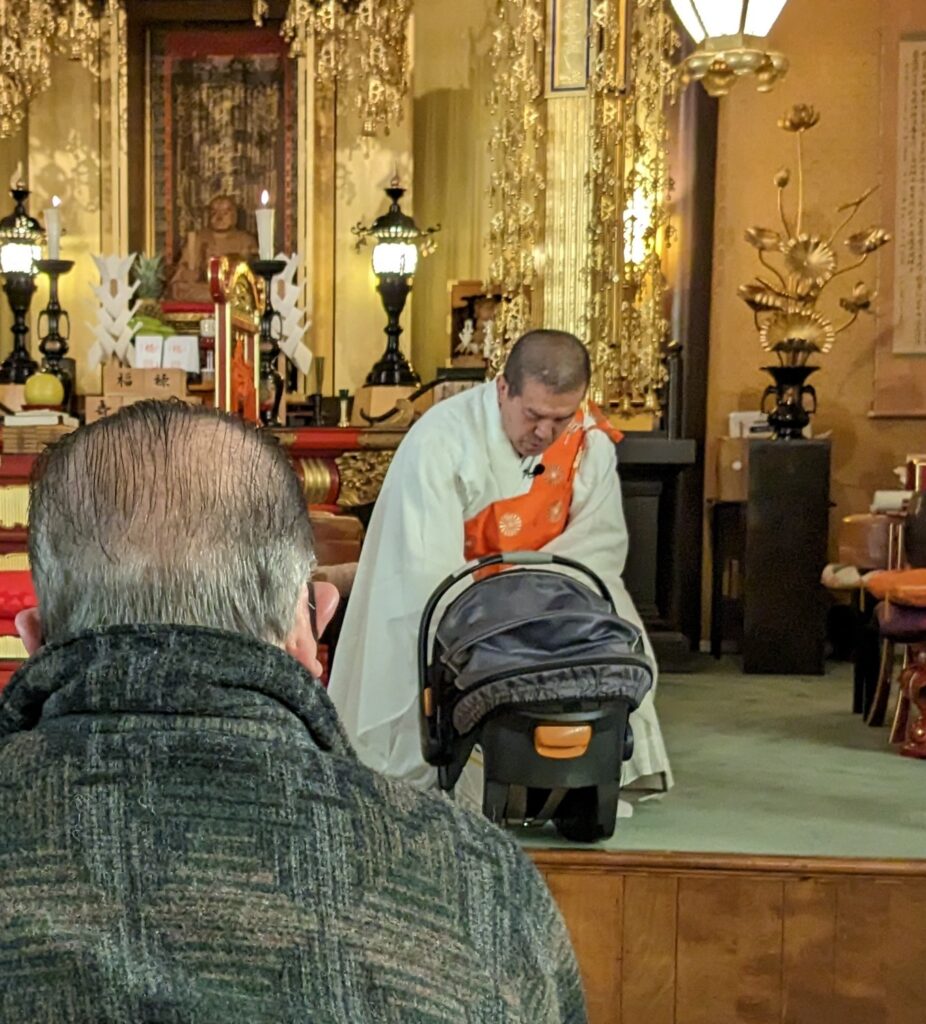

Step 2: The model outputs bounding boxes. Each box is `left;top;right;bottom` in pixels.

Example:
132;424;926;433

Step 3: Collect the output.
4;409;79;428
87;255;140;368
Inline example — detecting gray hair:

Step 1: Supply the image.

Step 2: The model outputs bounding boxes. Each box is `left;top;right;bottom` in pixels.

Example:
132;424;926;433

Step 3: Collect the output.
503;329;591;397
28;400;315;645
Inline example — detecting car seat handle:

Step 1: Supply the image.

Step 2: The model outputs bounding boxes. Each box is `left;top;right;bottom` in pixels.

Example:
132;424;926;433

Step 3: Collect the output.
500;551;553;565
417;551;616;708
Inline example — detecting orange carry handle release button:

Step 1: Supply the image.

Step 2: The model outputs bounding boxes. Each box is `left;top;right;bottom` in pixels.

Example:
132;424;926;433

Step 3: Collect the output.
534;724;592;760
422;687;434;717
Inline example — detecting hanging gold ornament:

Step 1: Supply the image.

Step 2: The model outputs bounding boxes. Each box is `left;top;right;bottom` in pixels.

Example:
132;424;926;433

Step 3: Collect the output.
484;0;546;372
254;0;411;138
0;0;116;139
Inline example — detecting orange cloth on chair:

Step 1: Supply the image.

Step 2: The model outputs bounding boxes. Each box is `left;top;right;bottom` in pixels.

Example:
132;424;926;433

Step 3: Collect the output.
865;568;926;606
463;410;619;562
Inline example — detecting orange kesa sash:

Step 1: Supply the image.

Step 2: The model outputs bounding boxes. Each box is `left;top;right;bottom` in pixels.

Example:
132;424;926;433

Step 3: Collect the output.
463;409;622;562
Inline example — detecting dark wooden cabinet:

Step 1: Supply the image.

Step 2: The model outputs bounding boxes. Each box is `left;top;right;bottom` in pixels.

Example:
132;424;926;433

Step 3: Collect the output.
711;440;831;674
617;436;698;671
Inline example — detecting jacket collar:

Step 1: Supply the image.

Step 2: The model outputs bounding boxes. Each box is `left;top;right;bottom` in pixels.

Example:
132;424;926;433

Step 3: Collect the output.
0;624;353;758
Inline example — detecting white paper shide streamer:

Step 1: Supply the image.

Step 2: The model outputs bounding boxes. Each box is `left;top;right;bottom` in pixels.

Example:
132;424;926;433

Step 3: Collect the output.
272;253;313;377
87;254;140;368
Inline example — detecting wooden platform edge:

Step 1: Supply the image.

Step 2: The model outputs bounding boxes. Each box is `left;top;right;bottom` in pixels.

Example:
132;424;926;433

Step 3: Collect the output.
529;846;926;878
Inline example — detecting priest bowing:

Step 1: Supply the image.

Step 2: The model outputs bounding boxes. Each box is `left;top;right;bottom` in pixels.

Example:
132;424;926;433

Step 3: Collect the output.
328;329;672;796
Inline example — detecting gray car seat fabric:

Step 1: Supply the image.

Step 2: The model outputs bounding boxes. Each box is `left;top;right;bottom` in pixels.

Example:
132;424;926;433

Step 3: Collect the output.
433;570;654;734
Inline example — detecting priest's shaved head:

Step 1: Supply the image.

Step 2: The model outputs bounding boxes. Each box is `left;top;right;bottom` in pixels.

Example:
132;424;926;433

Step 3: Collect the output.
23;400;337;674
497;329;591;457
502;329;591;397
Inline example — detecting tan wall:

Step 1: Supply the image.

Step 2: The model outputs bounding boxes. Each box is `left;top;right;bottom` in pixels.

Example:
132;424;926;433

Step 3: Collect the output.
707;0;926;528
333;111;414;393
28;57;104;398
411;0;494;384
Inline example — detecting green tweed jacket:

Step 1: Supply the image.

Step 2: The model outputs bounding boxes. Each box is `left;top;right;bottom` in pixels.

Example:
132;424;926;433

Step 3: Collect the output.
0;625;586;1024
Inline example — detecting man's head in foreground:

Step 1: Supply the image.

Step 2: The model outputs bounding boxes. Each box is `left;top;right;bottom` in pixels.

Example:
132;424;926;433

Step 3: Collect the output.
497;329;590;457
17;400;338;675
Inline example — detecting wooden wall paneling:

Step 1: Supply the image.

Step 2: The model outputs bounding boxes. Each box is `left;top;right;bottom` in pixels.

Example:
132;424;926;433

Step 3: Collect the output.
781;879;837;1024
533;852;926;1024
675;876;784;1024
833;878;926;1024
621;874;678;1024
542;869;624;1024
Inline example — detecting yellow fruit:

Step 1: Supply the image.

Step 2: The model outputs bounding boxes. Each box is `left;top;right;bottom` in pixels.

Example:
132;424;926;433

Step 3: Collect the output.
24;371;65;408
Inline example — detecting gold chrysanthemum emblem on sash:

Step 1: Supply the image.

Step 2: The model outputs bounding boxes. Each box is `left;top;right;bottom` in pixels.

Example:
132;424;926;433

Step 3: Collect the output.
548;465;564;485
548;500;564;522
499;512;523;537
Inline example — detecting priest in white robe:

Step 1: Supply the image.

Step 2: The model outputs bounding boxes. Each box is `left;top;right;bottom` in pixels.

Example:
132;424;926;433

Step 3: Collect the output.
328;330;672;795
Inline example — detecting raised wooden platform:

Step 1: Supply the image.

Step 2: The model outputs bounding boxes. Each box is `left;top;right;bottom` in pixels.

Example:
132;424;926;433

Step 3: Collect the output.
532;848;926;1024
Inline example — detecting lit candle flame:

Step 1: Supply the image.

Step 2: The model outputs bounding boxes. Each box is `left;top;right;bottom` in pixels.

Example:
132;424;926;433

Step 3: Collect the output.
52;195;61;208
9;162;23;190
260;189;270;206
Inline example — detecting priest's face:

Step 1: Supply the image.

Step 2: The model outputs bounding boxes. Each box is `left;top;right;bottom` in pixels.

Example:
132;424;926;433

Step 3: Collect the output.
497;375;584;457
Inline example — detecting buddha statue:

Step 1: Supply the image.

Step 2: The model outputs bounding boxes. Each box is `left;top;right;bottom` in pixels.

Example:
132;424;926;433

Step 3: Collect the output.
167;195;259;303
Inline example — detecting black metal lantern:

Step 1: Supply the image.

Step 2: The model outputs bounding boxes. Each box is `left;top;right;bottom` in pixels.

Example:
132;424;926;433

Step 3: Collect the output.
0;184;43;384
353;178;439;387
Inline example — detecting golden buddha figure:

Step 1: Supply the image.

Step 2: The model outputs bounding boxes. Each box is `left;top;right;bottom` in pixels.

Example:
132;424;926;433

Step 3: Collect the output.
167;195;259;303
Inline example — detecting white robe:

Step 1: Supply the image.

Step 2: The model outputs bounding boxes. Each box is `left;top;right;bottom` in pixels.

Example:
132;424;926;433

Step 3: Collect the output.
327;382;672;791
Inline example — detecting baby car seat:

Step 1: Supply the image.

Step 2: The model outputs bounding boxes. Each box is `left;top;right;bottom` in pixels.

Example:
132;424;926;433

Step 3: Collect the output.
418;551;654;841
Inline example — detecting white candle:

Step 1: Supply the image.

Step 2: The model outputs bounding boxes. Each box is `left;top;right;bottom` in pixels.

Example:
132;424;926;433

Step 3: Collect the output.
45;195;62;259
255;189;274;260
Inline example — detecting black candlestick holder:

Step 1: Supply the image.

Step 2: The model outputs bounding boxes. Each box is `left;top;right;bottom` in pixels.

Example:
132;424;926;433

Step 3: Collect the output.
35;258;75;405
249;258;287;426
367;272;420;387
0;271;38;384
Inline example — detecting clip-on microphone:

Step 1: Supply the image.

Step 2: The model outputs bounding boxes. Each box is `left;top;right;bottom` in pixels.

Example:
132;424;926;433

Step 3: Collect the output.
523;463;546;479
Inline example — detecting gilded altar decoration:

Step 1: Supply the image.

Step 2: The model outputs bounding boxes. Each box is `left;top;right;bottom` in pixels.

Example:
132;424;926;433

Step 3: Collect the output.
586;0;677;413
253;0;412;137
0;0;119;138
335;450;394;508
485;0;546;366
738;104;891;366
738;104;891;438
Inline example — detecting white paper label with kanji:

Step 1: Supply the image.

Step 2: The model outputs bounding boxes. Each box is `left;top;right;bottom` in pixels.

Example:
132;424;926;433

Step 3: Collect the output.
893;37;926;354
134;334;164;368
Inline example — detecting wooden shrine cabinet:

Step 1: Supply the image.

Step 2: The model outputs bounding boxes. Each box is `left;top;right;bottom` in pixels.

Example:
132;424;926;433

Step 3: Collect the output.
711;439;832;674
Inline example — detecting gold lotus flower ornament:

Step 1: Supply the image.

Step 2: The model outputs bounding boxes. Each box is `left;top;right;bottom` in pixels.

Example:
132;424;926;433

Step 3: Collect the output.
778;104;820;132
840;282;875;314
782;235;837;295
745;227;781;251
739;103;892;365
846;228;891;256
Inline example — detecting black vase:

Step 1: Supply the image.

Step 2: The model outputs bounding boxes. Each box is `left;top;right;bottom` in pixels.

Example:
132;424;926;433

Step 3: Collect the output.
760;364;818;440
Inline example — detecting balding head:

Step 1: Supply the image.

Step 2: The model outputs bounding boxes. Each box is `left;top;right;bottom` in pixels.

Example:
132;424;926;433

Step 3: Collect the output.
495;330;591;457
502;330;591;397
28;400;315;645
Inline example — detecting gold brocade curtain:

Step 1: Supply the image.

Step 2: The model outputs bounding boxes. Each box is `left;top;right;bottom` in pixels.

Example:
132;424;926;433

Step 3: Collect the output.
485;0;677;414
586;0;677;413
485;0;546;371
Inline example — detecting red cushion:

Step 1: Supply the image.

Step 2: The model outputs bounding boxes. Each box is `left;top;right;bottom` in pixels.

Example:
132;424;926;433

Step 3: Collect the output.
0;571;36;628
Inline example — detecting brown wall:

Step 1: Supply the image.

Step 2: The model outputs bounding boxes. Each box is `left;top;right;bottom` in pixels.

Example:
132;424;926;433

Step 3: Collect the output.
706;0;926;529
535;849;926;1024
